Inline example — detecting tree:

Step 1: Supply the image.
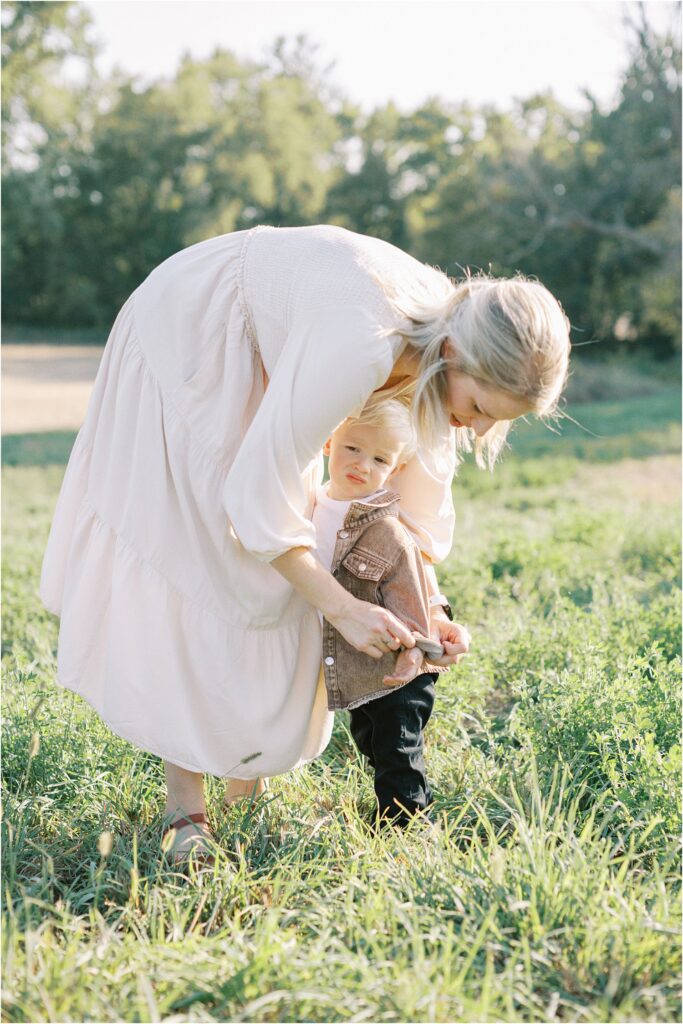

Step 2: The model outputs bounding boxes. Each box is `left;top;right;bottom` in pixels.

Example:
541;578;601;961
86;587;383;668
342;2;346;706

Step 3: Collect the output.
409;6;680;355
2;32;343;326
2;0;96;163
2;4;679;353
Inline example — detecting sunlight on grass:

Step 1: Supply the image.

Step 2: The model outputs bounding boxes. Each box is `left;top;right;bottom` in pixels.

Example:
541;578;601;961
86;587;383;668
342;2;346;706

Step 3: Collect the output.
2;393;681;1022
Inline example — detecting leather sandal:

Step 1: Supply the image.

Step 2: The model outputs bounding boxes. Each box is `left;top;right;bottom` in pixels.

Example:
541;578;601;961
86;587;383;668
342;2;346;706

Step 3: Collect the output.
162;811;216;868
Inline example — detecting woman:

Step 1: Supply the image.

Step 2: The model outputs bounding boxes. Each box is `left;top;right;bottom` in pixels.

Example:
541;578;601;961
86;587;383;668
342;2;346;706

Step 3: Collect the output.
40;224;570;861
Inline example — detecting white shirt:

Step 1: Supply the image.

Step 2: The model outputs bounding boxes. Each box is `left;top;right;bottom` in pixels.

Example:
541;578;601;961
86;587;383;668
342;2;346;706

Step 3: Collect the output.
312;484;387;571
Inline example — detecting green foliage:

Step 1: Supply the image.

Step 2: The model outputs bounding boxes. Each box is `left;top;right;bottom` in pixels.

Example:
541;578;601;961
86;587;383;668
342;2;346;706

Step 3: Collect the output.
510;648;681;841
2;387;680;1021
1;3;680;354
1;0;95;145
1;430;78;467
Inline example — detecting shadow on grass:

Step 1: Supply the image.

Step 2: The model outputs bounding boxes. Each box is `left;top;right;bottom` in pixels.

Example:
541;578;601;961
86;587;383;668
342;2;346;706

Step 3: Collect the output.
2;431;78;467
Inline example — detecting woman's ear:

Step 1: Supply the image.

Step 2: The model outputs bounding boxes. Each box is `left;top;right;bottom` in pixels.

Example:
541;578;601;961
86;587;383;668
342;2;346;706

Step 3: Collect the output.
441;337;455;362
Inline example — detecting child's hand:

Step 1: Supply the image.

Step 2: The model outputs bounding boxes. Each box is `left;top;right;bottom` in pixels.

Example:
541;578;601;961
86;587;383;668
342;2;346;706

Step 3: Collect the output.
383;645;424;687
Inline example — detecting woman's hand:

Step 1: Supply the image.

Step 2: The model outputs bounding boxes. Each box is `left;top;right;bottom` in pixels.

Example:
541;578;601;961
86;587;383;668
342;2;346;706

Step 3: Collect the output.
429;613;471;667
272;548;417;658
271;547;416;658
327;597;416;660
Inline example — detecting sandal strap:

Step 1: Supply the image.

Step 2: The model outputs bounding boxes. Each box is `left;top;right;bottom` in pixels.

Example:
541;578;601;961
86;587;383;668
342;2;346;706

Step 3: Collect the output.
164;812;209;834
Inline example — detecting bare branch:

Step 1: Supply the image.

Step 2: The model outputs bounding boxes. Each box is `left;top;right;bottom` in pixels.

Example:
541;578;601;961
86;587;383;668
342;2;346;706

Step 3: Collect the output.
545;211;667;255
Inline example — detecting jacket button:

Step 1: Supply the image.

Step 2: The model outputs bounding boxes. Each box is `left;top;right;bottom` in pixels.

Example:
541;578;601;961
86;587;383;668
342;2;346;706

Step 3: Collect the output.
324;656;335;666
358;562;367;571
338;530;349;539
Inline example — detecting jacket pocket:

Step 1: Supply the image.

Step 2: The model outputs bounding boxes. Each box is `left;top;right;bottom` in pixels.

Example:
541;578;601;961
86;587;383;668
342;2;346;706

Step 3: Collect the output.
341;548;390;581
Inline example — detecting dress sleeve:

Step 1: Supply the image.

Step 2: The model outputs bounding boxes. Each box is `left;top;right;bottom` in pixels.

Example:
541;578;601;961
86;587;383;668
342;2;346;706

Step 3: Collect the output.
222;305;394;562
390;431;456;564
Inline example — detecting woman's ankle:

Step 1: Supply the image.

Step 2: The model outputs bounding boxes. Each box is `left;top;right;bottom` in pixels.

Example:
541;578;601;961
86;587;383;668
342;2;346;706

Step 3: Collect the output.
224;777;267;804
164;760;207;819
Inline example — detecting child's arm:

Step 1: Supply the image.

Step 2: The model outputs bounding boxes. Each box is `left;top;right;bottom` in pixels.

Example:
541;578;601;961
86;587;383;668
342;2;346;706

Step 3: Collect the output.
386;644;425;686
378;540;433;685
379;540;471;683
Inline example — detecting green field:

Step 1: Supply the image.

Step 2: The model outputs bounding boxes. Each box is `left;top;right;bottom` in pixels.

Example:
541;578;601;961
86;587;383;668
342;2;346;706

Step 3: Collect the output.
2;388;681;1023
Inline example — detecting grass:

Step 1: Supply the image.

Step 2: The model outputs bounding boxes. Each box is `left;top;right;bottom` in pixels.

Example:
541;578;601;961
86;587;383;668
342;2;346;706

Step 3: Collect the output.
2;386;681;1022
2;325;109;345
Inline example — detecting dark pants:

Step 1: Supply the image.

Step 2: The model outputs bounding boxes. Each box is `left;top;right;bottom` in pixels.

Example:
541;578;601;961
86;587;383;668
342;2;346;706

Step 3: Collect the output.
349;672;437;825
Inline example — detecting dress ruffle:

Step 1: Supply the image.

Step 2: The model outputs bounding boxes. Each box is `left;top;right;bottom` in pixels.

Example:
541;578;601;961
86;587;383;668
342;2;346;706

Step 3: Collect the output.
41;233;333;776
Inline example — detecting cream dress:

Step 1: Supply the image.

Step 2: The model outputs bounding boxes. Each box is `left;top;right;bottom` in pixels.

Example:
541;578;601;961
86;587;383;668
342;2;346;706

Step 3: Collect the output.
40;225;456;777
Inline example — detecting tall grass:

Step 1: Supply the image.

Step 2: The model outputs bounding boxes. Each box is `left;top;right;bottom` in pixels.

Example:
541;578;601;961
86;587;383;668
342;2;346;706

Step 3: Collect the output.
2;390;680;1022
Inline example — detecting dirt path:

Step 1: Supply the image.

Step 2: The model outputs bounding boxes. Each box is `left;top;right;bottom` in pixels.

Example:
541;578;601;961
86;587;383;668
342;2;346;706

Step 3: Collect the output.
2;345;105;434
576;453;681;507
3;346;680;508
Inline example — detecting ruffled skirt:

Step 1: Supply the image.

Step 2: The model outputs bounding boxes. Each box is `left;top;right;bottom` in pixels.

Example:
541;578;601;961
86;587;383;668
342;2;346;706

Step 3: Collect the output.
40;231;333;776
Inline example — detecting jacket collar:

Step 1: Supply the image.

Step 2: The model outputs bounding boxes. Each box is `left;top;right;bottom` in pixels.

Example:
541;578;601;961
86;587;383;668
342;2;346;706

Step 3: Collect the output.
343;489;400;530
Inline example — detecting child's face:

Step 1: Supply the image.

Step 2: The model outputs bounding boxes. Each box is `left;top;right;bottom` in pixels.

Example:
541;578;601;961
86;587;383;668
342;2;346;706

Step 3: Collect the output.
324;420;407;500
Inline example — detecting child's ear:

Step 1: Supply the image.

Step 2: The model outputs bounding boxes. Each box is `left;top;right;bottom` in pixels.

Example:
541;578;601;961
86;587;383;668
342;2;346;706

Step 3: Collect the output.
390;461;408;479
323;439;332;456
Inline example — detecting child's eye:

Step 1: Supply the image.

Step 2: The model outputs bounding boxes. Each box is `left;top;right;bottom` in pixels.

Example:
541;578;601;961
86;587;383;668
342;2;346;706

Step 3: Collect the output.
375;457;387;464
345;446;359;453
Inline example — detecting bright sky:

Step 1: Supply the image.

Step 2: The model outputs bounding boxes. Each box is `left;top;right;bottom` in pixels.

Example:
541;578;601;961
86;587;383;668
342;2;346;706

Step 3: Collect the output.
83;0;680;112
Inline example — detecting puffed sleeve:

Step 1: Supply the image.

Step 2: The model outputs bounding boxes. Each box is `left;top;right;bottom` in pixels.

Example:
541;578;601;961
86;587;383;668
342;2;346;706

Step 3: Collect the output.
222;305;395;562
390;430;456;564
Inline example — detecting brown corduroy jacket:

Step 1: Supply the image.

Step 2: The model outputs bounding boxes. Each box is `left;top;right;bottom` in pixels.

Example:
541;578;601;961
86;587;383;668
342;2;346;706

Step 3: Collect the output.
321;490;447;711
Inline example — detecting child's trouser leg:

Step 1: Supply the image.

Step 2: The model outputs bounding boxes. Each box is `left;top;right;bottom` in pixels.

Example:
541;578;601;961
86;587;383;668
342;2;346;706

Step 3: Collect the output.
349;672;437;824
349;706;375;767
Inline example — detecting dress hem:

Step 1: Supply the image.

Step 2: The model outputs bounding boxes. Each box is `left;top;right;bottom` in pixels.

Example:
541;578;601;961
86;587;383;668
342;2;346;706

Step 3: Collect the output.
52;673;316;779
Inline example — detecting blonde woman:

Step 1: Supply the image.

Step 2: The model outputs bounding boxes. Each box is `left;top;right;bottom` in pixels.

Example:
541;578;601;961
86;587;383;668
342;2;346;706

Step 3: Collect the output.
40;225;570;863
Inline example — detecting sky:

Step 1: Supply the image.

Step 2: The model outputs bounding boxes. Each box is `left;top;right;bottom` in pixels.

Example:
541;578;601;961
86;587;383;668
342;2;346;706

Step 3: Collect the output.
82;0;680;113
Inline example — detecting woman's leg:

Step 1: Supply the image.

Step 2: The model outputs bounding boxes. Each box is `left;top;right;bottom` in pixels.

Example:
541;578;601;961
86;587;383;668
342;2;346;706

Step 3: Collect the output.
224;776;268;806
164;761;212;861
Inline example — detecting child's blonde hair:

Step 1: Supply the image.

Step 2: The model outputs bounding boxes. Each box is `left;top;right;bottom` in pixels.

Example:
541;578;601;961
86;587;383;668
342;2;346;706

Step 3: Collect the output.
375;267;571;468
344;394;417;461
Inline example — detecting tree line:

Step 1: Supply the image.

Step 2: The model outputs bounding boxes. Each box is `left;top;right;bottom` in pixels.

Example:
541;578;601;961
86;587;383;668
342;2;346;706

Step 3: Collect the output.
2;1;680;355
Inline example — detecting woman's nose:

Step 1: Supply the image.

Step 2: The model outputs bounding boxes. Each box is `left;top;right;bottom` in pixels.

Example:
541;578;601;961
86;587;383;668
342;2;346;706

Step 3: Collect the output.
472;416;494;438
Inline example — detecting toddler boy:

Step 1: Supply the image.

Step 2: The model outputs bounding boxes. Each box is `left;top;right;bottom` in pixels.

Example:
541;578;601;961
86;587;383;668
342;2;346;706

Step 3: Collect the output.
313;396;455;826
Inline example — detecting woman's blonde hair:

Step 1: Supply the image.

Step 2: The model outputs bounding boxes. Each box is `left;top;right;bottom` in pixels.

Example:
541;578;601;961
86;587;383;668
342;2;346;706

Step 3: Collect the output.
345;394;417;461
378;268;571;468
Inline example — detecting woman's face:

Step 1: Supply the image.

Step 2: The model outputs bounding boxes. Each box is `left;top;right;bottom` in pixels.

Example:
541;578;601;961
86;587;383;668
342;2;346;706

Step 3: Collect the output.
442;346;533;436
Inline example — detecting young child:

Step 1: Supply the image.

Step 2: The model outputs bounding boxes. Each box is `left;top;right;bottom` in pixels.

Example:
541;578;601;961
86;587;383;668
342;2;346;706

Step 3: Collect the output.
312;396;453;826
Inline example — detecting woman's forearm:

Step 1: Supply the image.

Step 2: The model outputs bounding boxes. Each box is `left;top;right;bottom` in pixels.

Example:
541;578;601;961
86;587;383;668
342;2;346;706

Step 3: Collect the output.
422;556;452;626
272;546;416;656
271;546;355;620
422;559;439;599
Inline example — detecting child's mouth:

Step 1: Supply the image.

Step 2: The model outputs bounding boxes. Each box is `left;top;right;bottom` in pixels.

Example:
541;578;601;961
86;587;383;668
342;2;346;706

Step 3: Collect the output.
347;473;365;484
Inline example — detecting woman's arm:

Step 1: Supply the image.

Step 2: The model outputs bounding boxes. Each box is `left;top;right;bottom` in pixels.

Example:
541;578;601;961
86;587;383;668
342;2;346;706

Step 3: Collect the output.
422;556;471;665
222;306;394;563
272;547;416;659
